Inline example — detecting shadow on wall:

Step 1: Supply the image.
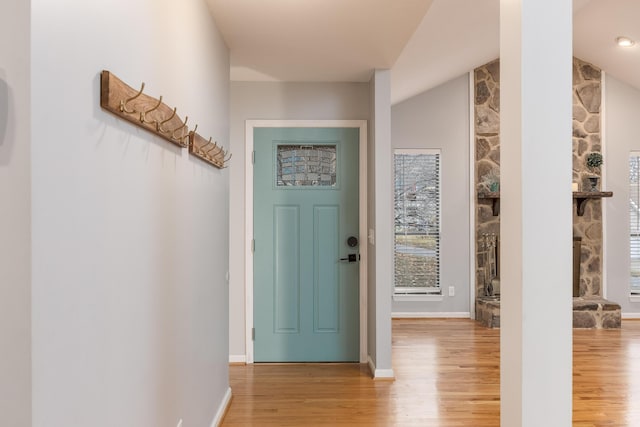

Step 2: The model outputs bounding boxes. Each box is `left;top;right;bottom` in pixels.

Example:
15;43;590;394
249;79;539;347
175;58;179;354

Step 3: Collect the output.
0;70;11;165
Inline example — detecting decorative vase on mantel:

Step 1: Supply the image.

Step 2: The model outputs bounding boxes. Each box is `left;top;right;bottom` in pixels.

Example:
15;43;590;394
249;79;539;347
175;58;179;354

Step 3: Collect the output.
585;152;603;192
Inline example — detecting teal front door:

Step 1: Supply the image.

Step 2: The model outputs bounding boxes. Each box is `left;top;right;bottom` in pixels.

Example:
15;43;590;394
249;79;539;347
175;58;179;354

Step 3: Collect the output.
253;127;360;362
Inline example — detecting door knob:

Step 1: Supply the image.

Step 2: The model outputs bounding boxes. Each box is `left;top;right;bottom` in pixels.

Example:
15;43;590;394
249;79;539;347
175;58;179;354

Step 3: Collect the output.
339;254;358;263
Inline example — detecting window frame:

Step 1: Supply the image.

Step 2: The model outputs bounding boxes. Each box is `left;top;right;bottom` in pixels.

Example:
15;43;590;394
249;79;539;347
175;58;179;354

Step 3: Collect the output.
393;148;442;296
630;151;640;295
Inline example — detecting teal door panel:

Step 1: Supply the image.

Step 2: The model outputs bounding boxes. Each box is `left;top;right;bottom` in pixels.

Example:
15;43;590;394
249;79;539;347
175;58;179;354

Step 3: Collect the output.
254;127;359;362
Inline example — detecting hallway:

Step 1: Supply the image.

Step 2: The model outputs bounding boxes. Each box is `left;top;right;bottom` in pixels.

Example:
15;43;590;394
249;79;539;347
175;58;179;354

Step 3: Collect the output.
223;318;640;426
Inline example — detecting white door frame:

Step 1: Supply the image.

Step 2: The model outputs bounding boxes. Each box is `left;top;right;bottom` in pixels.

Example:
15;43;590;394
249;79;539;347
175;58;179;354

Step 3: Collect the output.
245;120;368;364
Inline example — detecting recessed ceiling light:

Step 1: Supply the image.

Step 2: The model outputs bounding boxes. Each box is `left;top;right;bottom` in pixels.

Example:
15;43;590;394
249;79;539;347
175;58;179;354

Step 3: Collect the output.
616;36;635;47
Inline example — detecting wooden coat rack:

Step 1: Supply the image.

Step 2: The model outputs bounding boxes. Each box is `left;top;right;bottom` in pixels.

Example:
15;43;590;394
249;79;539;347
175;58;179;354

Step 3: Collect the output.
100;70;230;168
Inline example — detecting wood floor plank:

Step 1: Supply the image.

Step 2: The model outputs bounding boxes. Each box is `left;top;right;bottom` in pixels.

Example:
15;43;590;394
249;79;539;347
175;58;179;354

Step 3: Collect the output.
223;318;640;426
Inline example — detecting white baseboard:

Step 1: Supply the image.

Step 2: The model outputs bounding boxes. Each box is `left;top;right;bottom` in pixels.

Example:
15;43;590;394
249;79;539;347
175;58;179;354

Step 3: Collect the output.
622;313;640;319
367;356;395;380
210;387;232;427
392;312;471;319
229;354;246;364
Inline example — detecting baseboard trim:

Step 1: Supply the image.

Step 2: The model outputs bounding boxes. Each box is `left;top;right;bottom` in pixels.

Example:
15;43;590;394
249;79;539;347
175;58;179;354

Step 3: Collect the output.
210;387;232;427
367;356;395;380
392;312;471;319
229;354;246;364
622;313;640;319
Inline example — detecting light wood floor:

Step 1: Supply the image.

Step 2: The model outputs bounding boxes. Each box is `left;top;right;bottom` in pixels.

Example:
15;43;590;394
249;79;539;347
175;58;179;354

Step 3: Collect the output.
223;318;640;426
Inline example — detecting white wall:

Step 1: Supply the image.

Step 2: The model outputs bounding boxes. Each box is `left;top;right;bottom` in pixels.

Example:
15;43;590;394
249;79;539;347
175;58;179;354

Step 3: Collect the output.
229;81;370;359
370;70;394;376
604;74;640;314
0;0;32;425
367;76;378;369
390;74;471;314
30;1;230;426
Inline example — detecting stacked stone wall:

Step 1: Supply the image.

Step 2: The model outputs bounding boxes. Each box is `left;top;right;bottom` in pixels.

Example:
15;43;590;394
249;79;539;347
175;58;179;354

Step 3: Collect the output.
474;60;501;297
573;58;603;296
474;57;603;298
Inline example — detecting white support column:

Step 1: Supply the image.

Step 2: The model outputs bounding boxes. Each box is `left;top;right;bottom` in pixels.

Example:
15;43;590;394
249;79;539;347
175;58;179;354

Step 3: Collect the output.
0;1;32;425
372;69;394;378
500;1;573;425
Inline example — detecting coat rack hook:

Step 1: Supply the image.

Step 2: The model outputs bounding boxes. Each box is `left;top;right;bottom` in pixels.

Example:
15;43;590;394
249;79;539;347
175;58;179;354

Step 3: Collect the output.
200;137;214;154
207;143;223;158
157;107;177;132
119;82;145;114
182;124;198;147
140;95;163;123
171;116;189;141
204;140;218;155
222;152;232;169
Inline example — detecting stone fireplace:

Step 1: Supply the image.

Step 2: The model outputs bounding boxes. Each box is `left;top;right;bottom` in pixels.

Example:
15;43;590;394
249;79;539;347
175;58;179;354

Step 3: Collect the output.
474;58;621;329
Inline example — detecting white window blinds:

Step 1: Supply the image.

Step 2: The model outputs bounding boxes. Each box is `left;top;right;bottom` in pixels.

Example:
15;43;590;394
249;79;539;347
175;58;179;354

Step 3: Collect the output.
630;153;640;294
394;149;441;294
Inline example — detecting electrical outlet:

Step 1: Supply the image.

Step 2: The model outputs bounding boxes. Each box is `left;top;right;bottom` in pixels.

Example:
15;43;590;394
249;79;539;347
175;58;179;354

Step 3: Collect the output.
448;286;455;297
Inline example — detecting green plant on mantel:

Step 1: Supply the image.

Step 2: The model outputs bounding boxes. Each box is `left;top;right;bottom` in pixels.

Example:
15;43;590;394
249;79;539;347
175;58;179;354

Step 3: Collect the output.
480;167;500;193
586;152;603;171
585;152;603;192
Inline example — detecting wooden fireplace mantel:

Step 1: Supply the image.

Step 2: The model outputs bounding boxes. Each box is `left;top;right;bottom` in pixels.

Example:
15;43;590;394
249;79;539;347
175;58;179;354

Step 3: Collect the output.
478;191;613;217
478;192;501;216
573;191;613;216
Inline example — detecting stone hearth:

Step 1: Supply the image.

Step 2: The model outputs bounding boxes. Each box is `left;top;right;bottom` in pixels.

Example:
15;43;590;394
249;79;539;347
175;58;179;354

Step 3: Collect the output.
573;297;622;328
476;296;621;329
476;296;500;328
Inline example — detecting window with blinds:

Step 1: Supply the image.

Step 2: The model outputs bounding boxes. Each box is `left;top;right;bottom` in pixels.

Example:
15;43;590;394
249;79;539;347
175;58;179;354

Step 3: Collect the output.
394;149;441;295
630;153;640;294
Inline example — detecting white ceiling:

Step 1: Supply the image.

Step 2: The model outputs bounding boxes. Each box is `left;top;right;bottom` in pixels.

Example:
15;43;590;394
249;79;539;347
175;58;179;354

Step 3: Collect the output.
207;0;433;82
207;0;640;105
